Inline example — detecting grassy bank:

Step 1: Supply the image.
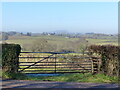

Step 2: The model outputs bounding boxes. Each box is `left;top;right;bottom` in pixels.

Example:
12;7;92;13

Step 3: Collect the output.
2;72;119;84
26;73;119;83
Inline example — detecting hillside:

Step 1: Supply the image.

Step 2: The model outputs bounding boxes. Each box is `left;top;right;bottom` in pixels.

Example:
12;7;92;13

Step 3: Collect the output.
3;33;118;52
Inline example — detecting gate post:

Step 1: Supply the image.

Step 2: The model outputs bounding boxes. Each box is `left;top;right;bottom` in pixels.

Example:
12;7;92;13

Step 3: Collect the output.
55;54;56;73
91;60;94;73
98;58;101;73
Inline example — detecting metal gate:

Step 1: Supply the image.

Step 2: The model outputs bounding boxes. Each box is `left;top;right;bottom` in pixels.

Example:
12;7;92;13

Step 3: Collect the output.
18;52;99;74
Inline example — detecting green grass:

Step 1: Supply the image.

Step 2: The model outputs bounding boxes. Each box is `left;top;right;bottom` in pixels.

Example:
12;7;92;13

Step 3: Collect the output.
6;35;118;49
0;69;2;78
7;35;78;45
26;73;119;83
6;35;80;52
86;38;118;45
2;72;28;79
3;72;119;84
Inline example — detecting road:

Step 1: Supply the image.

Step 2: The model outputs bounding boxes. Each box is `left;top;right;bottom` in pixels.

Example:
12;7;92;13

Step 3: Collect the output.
1;79;120;89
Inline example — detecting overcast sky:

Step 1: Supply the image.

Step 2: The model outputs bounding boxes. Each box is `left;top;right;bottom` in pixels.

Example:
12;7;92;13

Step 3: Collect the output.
2;2;118;34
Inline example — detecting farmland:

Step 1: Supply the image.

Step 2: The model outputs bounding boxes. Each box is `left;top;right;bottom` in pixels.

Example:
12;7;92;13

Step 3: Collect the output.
5;34;118;52
3;33;118;74
2;33;119;84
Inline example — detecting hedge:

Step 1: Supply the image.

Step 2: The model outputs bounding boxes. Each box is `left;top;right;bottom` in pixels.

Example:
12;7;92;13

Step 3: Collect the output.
88;45;120;77
0;44;2;67
2;44;21;73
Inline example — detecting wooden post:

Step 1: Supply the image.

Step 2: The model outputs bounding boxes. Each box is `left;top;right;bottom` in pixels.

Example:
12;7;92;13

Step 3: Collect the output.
91;60;94;73
55;54;56;73
98;58;101;73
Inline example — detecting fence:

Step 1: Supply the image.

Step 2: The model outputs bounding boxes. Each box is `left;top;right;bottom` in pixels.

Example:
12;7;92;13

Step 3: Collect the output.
18;52;101;74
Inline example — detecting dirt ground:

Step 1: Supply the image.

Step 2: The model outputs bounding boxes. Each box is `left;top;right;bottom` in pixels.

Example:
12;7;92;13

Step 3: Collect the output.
1;79;120;89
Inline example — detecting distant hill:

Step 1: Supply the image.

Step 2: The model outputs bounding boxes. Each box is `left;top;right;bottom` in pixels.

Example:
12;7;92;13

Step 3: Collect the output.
0;31;118;40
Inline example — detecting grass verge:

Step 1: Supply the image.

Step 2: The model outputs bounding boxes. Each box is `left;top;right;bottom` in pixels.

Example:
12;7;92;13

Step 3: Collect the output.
2;72;119;84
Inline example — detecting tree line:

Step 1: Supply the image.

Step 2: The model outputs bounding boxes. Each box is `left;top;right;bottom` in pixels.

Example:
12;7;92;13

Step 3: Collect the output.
0;31;117;41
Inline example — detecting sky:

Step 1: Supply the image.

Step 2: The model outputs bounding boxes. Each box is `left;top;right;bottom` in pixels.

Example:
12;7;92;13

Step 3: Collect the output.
2;2;118;34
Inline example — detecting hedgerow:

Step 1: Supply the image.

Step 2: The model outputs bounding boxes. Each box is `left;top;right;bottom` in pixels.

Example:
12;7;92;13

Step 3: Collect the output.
88;45;120;77
2;44;21;73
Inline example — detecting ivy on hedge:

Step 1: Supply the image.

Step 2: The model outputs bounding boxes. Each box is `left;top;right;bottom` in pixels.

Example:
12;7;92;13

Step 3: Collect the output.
2;44;21;73
88;45;120;77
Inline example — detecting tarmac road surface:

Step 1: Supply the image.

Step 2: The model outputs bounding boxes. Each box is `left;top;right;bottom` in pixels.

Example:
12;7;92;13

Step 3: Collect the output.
1;79;120;89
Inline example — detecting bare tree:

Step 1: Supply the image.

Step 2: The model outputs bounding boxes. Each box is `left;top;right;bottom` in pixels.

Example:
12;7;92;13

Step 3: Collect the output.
74;38;89;54
23;38;53;52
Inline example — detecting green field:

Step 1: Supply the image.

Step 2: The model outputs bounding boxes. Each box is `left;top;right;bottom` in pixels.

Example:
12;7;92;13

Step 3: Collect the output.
2;35;119;83
5;35;117;74
86;38;118;45
6;35;118;51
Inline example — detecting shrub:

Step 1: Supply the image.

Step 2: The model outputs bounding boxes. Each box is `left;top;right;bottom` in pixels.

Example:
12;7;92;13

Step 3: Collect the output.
2;43;21;73
88;45;120;77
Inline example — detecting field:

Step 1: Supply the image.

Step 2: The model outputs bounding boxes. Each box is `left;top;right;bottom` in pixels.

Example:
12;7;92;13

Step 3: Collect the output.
86;38;118;45
5;35;118;52
2;35;119;83
4;35;118;74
